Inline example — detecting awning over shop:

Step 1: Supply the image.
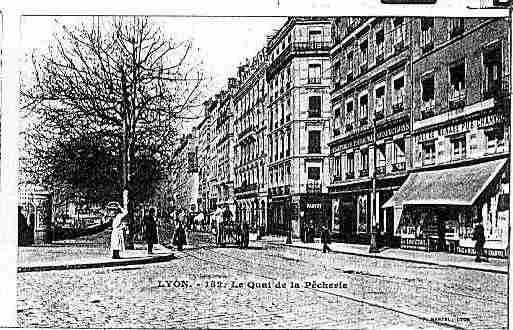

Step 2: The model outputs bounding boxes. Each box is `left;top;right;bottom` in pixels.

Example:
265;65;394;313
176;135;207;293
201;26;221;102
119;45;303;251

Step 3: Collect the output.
382;158;507;208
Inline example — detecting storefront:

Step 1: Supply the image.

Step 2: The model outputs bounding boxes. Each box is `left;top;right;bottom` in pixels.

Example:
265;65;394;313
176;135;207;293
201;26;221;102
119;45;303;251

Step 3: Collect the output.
384;158;509;257
298;194;331;237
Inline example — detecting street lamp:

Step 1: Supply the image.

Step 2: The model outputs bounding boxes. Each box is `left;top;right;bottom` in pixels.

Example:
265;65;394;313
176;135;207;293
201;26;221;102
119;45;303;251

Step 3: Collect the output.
369;117;380;253
286;200;292;244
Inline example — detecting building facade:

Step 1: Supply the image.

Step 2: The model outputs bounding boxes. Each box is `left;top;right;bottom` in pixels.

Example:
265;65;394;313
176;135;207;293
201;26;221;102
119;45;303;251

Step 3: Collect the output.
266;17;334;238
328;17;414;245
329;16;510;256
388;17;510;257
233;49;269;233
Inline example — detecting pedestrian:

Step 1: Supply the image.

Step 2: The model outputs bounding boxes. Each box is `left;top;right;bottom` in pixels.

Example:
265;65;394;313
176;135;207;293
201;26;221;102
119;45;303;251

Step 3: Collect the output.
321;225;331;253
241;221;250;249
18;206;27;246
110;203;128;259
436;216;446;252
173;221;187;251
472;221;487;262
143;208;158;254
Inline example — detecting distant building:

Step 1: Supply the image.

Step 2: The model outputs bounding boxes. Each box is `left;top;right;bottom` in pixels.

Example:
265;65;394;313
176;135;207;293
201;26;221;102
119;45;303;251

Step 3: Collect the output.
233;48;269;232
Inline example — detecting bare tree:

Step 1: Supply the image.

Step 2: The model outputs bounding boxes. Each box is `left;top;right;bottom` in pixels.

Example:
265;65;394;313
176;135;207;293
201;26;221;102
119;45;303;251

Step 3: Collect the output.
22;16;206;247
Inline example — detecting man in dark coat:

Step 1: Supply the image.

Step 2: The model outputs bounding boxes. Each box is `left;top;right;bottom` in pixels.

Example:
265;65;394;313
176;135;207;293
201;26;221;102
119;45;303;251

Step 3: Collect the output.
321;225;331;253
143;208;158;254
18;207;27;246
241;222;250;249
472;221;487;262
173;221;187;251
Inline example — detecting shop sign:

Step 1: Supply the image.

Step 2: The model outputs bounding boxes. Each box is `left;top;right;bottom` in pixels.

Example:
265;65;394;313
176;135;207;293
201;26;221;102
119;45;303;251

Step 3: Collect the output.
415;112;504;143
376;122;409;140
332;134;373;153
307;203;322;209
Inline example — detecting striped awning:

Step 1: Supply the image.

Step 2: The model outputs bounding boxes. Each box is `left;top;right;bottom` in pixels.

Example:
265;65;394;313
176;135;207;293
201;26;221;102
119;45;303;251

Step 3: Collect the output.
382;158;507;208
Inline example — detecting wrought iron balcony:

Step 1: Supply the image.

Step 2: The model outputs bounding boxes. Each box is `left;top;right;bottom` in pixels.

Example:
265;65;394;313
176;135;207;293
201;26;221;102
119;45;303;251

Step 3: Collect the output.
308;146;321;154
308;110;321;118
360;62;368;74
306;182;322;193
483;77;510;100
376;165;386;176
346;72;353;83
449;24;464;38
422;41;434;53
266;41;331;80
392;102;404;114
392;161;406;172
359;168;369;177
394;40;404;53
308;77;321;84
448;88;466;110
420;100;435;119
376;52;384;65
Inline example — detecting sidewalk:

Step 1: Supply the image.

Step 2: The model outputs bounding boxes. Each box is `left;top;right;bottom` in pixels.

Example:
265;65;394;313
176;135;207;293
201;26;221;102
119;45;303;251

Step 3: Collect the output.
263;237;508;274
18;230;175;273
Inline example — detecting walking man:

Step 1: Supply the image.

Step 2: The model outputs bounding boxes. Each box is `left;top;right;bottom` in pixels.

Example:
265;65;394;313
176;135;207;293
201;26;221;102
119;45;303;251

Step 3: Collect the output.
143;208;158;254
472;221;487;262
321;225;331;253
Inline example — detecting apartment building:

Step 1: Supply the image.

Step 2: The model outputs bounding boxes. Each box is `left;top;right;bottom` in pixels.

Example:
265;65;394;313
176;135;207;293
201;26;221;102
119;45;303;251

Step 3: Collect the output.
233;49;269;232
328;17;414;245
266;17;334;238
385;17;510;257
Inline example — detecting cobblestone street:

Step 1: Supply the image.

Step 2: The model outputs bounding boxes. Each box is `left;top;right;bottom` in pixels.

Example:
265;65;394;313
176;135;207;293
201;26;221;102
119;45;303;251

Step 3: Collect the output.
18;233;507;329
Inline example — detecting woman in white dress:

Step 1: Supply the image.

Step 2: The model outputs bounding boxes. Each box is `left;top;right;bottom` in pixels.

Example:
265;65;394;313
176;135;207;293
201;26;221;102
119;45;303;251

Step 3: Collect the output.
110;204;128;259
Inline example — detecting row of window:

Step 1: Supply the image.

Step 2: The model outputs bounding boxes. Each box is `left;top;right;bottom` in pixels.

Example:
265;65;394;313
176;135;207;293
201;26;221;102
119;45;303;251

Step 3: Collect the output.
333;72;405;136
420;128;505;166
331;139;406;180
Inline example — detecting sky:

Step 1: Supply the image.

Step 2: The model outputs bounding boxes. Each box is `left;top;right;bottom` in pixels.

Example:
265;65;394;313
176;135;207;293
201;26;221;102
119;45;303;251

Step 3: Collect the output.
20;16;287;131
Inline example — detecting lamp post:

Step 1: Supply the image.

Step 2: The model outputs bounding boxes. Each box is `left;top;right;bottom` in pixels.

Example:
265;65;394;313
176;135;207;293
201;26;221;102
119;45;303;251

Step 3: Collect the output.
286;200;292;244
369;117;380;253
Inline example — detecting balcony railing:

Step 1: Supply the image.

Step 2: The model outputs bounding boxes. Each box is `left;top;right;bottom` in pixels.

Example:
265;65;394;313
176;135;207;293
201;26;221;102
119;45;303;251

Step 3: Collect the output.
347;72;354;83
346;171;355;179
448;87;466;109
376;50;384;65
332;175;342;183
376;165;386;176
308;110;321;118
420;99;435;119
392;102;404;114
484;76;510;100
306;182;322;193
293;41;332;52
375;111;385;121
308;147;321;154
308;77;321;84
450;24;464;38
359;168;369;177
360;62;368;74
235;183;258;194
392;161;406;172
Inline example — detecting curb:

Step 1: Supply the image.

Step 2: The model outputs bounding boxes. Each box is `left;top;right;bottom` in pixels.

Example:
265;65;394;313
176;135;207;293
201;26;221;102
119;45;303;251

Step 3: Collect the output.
269;242;508;275
17;253;176;273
